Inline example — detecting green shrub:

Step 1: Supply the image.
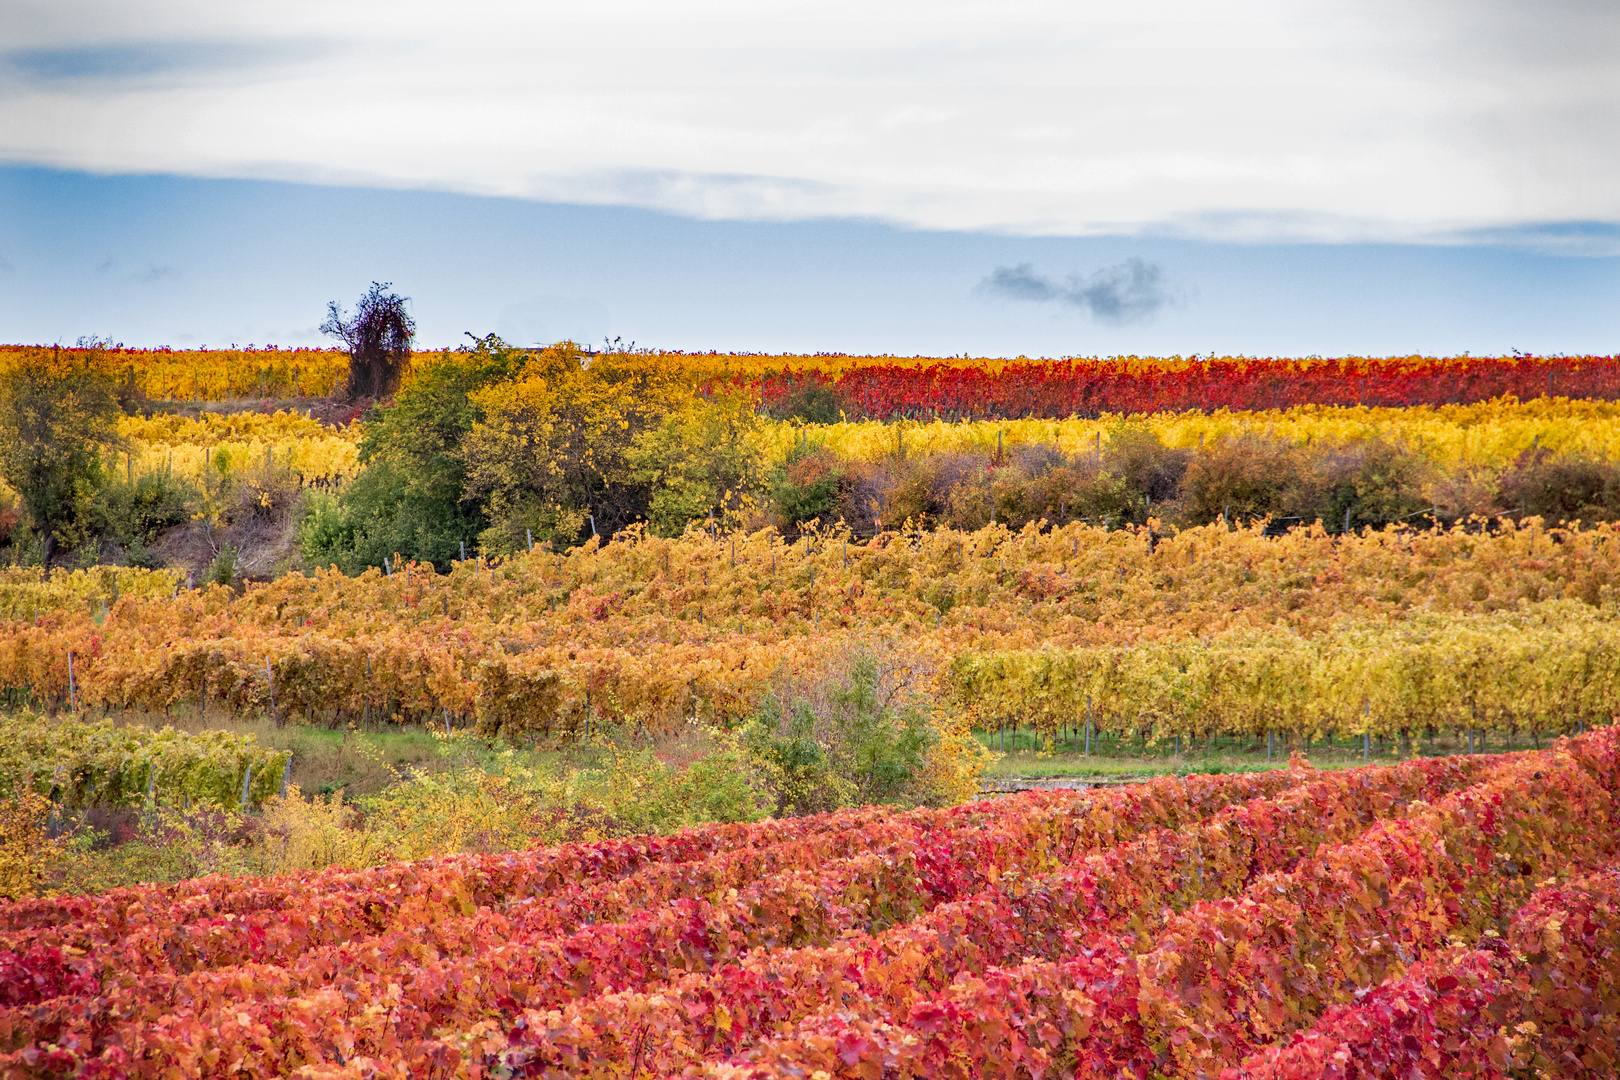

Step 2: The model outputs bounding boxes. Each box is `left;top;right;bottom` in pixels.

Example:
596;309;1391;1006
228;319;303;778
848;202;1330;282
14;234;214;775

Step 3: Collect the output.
94;470;199;556
49;805;256;894
571;727;774;834
1179;432;1320;525
743;651;940;816
771;446;848;530
1311;438;1435;532
295;490;350;566
1103;422;1190;507
766;376;847;424
206;544;238;587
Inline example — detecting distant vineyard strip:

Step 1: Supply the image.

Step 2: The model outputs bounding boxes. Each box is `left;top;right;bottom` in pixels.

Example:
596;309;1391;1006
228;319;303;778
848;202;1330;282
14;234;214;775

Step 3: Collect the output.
777;397;1620;468
7;345;1620;414
754;353;1620;419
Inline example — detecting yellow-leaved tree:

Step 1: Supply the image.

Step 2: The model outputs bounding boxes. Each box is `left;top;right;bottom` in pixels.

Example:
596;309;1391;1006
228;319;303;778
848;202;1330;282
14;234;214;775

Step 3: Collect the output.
461;345;679;552
462;346;771;550
626;385;769;537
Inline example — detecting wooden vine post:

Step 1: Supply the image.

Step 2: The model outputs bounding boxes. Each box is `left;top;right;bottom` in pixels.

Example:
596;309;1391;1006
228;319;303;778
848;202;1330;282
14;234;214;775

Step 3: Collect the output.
1085;694;1093;757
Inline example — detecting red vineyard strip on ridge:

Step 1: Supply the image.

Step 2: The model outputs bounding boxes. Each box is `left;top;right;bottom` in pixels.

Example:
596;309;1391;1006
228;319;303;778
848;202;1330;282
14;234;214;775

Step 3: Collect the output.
0;800;922;936
0;801;947;986
5;791;1055;982
0;773;1271;994
754;354;1620;419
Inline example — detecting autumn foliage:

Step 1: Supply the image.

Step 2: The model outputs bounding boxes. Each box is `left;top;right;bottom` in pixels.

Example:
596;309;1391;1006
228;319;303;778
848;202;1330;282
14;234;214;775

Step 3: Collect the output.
0;730;1615;1078
752;353;1620;419
5;517;1620;743
7;346;1620;417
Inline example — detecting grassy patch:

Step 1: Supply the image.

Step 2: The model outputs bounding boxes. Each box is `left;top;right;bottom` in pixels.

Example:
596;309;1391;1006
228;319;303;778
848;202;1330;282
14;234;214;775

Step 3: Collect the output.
128;707;459;799
975;725;1532;782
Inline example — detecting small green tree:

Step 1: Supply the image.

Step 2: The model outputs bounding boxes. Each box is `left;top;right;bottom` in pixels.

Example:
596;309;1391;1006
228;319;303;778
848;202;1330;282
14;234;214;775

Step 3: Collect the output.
0;347;122;564
770;444;849;532
300;334;524;571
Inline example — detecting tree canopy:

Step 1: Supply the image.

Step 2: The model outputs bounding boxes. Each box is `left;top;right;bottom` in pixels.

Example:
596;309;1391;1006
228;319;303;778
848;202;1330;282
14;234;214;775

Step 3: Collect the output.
0;347;123;564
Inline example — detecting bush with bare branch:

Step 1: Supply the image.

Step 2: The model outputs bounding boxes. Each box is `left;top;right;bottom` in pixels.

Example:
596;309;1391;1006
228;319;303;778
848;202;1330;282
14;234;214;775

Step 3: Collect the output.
320;282;416;401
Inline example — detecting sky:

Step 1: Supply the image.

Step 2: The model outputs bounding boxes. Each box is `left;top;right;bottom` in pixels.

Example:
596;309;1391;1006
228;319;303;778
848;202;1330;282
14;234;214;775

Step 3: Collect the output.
1;0;1617;356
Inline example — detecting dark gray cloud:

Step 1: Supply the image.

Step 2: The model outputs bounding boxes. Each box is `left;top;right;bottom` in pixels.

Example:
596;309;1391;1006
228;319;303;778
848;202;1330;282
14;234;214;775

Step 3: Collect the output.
980;263;1063;303
978;258;1176;324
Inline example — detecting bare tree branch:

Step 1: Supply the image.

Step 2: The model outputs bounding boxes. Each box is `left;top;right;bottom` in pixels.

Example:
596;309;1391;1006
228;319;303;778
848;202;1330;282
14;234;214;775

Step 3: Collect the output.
321;282;416;402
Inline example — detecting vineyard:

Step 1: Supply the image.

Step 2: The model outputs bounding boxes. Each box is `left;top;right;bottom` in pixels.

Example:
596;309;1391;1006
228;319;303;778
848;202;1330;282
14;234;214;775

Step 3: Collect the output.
1;731;1616;1078
7;345;1620;417
14;340;1620;590
95;396;1620;508
779;396;1620;468
3;515;1618;745
115;411;360;490
0;712;288;812
5;337;1620;1073
750;352;1620;419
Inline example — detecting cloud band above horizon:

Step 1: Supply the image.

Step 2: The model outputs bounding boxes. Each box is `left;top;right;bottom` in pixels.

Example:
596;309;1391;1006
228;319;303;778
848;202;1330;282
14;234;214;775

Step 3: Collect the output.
1;0;1618;248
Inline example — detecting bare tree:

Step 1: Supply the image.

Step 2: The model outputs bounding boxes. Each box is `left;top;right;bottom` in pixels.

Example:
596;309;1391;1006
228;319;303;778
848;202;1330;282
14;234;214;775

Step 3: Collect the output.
321;282;416;401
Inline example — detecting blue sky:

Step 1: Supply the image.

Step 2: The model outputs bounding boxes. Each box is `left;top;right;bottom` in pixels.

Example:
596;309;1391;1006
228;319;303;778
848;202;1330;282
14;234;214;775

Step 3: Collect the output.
2;0;1617;356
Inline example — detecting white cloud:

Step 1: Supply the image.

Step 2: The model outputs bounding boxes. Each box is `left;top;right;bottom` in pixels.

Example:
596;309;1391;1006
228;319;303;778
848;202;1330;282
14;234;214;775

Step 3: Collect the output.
1;0;1616;242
